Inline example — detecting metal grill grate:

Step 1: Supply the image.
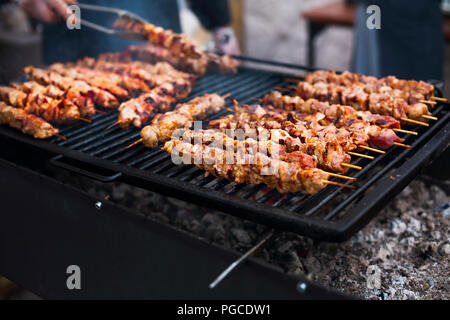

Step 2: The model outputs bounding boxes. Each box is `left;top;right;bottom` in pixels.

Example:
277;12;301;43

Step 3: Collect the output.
1;63;449;241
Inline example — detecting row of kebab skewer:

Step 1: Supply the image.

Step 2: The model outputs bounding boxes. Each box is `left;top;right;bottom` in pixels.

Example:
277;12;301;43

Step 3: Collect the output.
0;56;445;195
0;42;237;137
0;15;240;139
126;70;445;195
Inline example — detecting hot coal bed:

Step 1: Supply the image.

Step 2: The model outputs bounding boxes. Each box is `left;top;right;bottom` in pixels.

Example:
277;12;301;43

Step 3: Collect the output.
0;59;449;299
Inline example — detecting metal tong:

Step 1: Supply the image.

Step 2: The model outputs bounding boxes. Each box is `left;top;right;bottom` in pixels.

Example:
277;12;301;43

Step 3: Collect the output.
76;3;148;40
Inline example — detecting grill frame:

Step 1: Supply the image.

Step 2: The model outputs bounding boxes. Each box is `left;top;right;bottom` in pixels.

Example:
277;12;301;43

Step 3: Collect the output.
1;59;449;241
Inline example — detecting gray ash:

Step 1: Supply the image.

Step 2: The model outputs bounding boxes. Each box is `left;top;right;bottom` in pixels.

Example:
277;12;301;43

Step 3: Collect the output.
57;169;449;299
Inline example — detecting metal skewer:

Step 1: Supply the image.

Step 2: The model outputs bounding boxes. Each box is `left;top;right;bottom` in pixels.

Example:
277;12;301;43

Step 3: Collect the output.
209;229;275;289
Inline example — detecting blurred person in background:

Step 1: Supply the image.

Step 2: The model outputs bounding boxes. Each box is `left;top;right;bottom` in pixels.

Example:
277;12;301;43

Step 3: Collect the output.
13;0;240;64
353;0;443;81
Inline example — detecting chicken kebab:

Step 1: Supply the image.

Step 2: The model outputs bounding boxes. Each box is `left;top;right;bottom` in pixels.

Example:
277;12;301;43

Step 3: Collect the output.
261;90;401;130
113;17;203;59
261;91;419;140
11;81;97;118
49;63;150;99
0;85;85;124
292;81;431;123
124;44;238;75
179;129;320;171
209;102;404;173
135;93;228;148
0;101;61;139
163;136;340;195
241;101;405;150
304;70;436;105
24;66;119;109
76;58;197;88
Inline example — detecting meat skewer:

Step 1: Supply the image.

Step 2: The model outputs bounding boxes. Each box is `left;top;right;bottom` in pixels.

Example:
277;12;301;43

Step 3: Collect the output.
261;91;401;128
0;101;62;139
113;18;203;59
210;100;407;172
77;58;197;89
180;129;315;168
57;63;152;94
115;77;196;129
291;81;431;124
179;129;355;181
0;86;85;123
162;137;352;194
209;113;353;173
260;91;416;137
49;63;136;99
10;81;97;119
24;66;119;109
125;44;207;75
303;70;437;104
79;56;196;81
125;44;238;75
216;102;405;151
115;86;175;129
135;93;228;148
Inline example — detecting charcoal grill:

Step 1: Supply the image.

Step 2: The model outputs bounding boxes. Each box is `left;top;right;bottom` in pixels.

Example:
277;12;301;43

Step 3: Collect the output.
1;58;449;242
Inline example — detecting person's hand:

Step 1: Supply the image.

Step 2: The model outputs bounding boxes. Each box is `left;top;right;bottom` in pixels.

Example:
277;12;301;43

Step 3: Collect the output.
212;26;241;56
21;0;77;23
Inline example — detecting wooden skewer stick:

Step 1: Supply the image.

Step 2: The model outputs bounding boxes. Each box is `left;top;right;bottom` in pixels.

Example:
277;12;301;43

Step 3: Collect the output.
348;152;375;160
431;96;447;102
224;107;235;113
400;117;429;127
393;128;418;135
393;142;411;148
285;78;300;83
95;109;107;115
322;180;355;189
420;99;437;105
75;117;92;123
274;87;289;92
358;145;386;154
222;93;231;99
105;121;120;130
126;138;143;149
341;163;363;170
54;133;67;141
422;115;438;121
327;172;356;181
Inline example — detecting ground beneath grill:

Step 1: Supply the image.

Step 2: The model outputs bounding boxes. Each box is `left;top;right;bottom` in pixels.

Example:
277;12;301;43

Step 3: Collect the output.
59;170;449;300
